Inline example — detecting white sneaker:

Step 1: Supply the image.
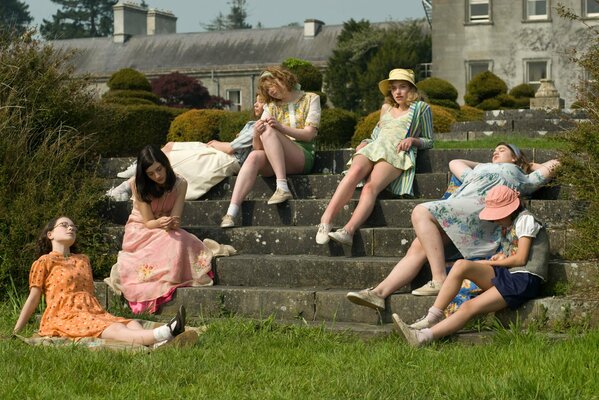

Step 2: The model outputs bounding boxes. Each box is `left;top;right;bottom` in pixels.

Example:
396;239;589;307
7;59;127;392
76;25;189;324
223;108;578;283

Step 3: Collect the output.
328;228;353;246
315;223;332;244
105;181;131;201
220;214;236;228
392;313;423;347
410;316;434;330
411;280;443;296
346;288;385;310
117;162;137;179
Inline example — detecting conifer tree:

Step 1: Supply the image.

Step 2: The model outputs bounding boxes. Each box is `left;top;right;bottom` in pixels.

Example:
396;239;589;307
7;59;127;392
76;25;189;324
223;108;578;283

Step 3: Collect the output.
0;0;33;35
40;0;117;40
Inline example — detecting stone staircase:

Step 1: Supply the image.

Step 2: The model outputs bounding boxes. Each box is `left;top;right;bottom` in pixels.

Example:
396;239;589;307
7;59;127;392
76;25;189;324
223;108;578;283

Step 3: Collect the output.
95;148;599;334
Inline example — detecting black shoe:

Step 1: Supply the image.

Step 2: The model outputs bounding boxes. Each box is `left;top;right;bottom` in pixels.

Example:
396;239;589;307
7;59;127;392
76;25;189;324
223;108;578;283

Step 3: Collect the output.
168;305;186;337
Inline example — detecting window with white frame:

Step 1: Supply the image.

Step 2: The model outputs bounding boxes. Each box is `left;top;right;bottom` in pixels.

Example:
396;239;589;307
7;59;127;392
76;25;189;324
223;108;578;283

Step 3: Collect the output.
469;0;491;22
584;0;599;17
467;61;491;82
227;89;241;111
525;60;548;87
526;0;548;20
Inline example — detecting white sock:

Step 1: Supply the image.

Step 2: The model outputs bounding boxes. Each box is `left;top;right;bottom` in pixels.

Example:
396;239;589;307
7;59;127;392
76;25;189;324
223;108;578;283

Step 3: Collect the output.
116;180;132;195
153;325;174;342
416;328;434;344
276;179;289;192
227;204;240;218
427;306;444;324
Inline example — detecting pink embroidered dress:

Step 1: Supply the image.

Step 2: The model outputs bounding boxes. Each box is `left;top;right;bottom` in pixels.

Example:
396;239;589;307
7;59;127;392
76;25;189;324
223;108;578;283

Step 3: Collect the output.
116;178;213;314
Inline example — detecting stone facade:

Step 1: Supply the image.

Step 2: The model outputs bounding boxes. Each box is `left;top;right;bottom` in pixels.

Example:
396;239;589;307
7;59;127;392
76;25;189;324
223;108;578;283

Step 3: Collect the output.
431;0;598;107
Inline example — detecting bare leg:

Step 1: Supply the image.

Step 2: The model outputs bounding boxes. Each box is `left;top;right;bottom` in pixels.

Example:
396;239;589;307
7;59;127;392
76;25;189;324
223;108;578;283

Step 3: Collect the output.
411;205;451;283
126;320;145;330
101;322;157;346
430;287;507;340
229;150;268;206
432;259;497;311
343;161;402;235
260;128;306;179
371;238;428;298
320;155;374;225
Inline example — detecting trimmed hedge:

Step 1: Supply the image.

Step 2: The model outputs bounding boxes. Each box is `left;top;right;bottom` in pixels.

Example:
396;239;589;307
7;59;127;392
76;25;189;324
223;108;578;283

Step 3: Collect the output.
456;105;484;122
351;111;379;147
430;104;457;133
168;109;227;142
509;83;536;109
464;71;508;108
94;104;184;156
317;108;357;148
107;68;152;91
282;58;323;91
417;77;459;109
219;110;254;142
102;89;160;104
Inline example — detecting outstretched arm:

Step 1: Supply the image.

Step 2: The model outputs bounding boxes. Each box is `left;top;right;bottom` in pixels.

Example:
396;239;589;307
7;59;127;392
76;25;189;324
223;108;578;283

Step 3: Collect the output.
449;159;479;181
529;159;560;180
13;287;42;335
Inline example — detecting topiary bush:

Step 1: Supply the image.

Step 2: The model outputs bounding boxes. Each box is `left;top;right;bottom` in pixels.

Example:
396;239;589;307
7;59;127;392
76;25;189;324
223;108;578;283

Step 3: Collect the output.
476;98;502;111
281;58;323;91
317;108;357;148
107;68;152;91
168;109;227;142
102;89;160;105
464;71;508;108
218;110;254;142
509;83;536;109
430;104;457;133
417;77;460;109
351;111;380;147
94;104;184;157
456;105;485;122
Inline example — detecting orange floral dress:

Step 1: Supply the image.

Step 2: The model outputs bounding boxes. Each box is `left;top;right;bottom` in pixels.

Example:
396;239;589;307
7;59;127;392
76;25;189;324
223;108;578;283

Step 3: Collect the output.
30;252;130;339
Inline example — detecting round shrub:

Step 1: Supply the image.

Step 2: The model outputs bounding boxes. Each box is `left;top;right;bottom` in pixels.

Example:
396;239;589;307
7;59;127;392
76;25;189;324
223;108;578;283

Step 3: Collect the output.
107;68;152;91
317;108;357;148
167;109;227;142
417;77;458;100
476;98;502;110
282;58;323;91
428;98;460;110
102;89;160;104
351;111;379;147
509;83;536;99
430;104;457;133
465;71;508;107
456;105;484;122
219;110;254;142
102;97;156;106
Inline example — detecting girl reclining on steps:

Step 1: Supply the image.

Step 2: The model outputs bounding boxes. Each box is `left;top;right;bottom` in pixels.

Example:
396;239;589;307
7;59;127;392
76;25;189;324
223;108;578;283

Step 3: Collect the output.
316;69;433;247
346;143;559;305
108;145;213;314
107;94;266;201
392;185;549;346
13;216;188;347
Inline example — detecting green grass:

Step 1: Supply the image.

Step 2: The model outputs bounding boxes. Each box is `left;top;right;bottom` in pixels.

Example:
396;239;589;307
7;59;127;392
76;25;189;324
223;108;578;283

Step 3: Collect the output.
434;134;566;150
1;304;598;399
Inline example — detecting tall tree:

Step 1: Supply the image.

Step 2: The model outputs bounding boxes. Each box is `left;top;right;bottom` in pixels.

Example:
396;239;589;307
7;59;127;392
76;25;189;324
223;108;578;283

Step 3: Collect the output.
40;0;118;40
0;0;33;35
203;0;251;31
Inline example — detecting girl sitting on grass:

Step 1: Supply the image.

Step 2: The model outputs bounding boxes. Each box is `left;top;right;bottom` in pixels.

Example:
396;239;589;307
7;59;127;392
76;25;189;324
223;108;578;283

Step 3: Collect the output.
13;216;187;346
392;185;550;347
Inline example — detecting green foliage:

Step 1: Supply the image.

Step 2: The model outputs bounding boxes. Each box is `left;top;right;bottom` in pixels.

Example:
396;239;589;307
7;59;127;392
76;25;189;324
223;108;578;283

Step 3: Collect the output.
456;105;485;122
0;0;32;35
317;108;357;148
477;98;502;110
417;77;459;110
202;0;251;31
107;68;152;91
464;71;508;108
102;89;160;105
326;20;431;114
282;58;323;91
94;104;184;157
168;109;227;142
40;0;117;40
430;104;457;133
509;83;536;99
218;110;254;142
0;30;113;293
351;111;379;147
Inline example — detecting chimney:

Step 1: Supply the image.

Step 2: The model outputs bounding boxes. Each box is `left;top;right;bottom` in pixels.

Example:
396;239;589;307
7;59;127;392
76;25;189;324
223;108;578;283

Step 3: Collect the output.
147;8;177;35
113;1;148;43
304;19;324;38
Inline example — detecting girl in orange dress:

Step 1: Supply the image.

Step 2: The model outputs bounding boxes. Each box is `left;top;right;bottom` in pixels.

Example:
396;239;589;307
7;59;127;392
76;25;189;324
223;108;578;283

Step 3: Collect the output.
13;216;186;346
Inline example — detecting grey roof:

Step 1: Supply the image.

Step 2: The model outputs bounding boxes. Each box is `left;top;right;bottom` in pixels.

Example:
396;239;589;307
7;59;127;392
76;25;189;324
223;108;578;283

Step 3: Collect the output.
49;25;345;78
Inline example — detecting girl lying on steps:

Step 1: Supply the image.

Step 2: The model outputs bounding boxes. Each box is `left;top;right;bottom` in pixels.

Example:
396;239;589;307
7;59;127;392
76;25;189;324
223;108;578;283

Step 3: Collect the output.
13;216;188;347
392;185;550;347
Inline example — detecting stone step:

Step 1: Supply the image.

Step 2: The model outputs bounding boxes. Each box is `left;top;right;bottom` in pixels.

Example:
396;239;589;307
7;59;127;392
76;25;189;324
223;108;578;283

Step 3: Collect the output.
104;198;582;229
95;282;599;329
99;148;560;176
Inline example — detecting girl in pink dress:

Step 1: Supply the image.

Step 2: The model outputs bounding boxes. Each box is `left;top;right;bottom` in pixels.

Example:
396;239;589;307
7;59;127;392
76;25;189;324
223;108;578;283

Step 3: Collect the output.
13;216;187;346
115;145;213;314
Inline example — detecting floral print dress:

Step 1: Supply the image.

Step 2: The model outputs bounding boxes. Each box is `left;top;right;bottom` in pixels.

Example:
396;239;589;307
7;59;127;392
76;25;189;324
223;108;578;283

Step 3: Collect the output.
116;178;213;314
422;162;549;259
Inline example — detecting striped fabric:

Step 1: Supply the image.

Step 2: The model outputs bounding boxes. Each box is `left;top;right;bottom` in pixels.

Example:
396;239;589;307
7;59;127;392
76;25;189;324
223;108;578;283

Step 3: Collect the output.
363;101;434;196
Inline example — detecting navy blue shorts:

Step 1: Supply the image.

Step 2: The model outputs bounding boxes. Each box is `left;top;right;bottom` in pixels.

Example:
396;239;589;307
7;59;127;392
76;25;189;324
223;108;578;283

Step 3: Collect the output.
492;267;543;310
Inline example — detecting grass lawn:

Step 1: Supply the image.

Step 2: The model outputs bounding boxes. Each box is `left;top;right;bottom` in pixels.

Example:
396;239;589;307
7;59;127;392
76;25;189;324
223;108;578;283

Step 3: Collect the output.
434;134;566;150
1;303;598;399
